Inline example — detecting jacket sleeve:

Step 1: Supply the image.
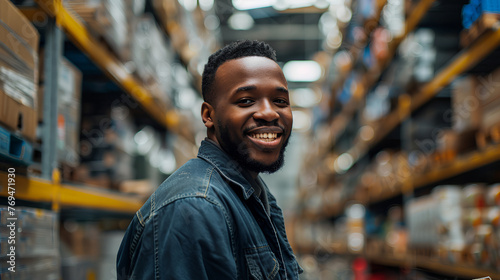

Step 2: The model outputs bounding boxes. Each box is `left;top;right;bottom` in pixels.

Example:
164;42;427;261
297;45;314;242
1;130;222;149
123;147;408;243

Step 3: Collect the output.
121;196;238;280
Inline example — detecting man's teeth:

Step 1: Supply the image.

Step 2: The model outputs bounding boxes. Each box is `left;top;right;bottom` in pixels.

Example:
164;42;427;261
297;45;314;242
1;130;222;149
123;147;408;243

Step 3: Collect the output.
250;133;278;142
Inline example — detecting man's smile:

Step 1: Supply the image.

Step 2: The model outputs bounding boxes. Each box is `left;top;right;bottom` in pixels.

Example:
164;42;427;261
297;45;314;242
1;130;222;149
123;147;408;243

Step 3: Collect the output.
245;126;284;148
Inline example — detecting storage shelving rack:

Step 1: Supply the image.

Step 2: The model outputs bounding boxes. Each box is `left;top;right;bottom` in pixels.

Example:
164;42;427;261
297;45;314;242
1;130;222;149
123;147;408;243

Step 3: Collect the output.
294;0;500;278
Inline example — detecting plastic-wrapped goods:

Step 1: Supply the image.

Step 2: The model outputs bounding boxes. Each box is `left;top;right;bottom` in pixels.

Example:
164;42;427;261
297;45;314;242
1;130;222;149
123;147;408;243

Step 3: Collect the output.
0;207;60;280
0;0;39;142
406;186;464;250
132;15;174;108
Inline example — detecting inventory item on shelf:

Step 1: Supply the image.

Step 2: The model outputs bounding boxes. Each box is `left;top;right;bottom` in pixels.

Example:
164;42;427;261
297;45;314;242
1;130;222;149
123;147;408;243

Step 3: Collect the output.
0;0;39;143
0;206;60;280
132;14;174;107
64;0;146;62
60;220;100;280
406;183;500;270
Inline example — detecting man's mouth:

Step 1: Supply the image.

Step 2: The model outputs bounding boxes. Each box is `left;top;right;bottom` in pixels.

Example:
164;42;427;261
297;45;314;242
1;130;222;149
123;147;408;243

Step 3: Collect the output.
249;133;279;142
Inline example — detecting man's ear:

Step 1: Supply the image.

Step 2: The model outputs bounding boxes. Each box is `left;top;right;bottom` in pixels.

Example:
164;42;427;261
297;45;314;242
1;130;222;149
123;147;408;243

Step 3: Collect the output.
201;102;215;129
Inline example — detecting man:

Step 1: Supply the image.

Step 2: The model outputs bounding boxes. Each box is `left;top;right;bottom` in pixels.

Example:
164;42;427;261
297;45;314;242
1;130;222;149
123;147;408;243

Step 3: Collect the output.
117;40;303;279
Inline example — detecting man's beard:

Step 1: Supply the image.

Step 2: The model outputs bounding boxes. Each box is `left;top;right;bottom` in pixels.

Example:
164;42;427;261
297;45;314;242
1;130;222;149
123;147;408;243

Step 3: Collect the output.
217;121;289;174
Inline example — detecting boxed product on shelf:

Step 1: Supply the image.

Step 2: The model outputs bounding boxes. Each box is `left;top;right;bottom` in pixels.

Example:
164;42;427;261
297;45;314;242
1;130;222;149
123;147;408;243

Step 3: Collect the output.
476;67;500;147
0;206;60;279
0;0;39;142
451;76;481;133
60;220;100;280
406;183;500;270
38;57;82;168
406;186;464;251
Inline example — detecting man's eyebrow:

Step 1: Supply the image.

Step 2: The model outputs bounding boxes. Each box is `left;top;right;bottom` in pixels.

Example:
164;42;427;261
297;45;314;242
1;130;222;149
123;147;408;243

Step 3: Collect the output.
235;85;257;92
276;87;289;93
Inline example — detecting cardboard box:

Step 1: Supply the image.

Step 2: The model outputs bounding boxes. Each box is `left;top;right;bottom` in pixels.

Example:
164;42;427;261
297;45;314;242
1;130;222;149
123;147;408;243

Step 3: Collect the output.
0;0;39;142
452;76;481;133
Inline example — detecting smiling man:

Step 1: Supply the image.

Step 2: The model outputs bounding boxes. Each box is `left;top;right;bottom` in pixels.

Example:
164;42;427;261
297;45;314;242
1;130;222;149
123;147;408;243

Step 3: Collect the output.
117;40;303;279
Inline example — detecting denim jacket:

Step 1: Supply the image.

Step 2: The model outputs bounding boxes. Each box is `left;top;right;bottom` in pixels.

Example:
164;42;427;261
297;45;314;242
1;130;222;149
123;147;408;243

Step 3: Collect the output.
117;140;303;279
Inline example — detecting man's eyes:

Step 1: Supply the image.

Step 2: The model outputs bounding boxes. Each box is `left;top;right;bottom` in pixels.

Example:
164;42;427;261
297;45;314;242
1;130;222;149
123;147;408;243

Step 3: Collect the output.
237;99;254;106
274;98;290;106
235;98;289;106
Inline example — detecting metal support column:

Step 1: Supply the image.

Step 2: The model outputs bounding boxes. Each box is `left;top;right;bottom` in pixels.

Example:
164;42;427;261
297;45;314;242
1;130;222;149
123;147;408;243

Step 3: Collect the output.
41;18;62;179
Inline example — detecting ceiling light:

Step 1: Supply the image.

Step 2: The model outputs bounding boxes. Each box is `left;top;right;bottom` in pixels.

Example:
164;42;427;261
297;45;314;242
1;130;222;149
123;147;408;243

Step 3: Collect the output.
290;88;322;107
284;0;316;9
228;12;254;30
292;110;312;131
336;5;352;23
283;60;322;82
314;0;330;9
178;0;197;11
199;0;214;11
232;0;275;10
204;14;220;30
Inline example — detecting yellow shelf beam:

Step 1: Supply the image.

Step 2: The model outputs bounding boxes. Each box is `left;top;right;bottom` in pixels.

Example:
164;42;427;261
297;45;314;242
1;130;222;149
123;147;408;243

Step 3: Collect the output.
33;0;178;130
412;144;500;189
0;172;143;214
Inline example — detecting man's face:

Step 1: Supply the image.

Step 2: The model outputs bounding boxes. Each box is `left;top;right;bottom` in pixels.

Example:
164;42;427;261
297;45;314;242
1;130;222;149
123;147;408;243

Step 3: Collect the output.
208;56;293;173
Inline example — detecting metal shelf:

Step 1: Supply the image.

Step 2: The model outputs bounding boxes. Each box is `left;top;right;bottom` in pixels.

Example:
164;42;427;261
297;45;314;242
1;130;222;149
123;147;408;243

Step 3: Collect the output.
327;0;434;150
365;253;500;279
322;143;500;217
294;246;499;279
0;171;143;213
33;0;179;131
338;25;500;171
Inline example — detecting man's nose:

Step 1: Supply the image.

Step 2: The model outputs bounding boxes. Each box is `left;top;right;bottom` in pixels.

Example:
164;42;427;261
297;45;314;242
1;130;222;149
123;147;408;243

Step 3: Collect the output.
253;100;279;122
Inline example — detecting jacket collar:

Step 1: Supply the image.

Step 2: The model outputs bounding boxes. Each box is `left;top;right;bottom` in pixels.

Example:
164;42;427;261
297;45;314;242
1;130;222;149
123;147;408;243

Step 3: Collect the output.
197;140;255;200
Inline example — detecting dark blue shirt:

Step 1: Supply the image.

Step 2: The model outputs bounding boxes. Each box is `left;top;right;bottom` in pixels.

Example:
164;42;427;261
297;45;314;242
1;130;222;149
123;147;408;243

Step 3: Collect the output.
117;140;303;279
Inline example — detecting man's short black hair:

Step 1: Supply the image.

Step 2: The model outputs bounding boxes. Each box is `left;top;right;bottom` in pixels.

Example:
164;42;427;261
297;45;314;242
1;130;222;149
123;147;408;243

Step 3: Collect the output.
201;40;277;105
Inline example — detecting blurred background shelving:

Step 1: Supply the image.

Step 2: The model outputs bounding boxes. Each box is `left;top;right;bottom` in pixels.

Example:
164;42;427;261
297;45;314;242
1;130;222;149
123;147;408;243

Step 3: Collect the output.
1;0;500;279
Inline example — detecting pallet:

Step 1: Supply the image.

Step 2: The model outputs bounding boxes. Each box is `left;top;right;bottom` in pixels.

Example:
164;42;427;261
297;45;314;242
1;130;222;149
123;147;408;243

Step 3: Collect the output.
476;122;500;149
0;125;33;166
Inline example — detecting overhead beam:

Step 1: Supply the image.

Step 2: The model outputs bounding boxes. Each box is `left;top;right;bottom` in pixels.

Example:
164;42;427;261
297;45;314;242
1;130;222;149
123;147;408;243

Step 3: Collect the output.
221;24;322;41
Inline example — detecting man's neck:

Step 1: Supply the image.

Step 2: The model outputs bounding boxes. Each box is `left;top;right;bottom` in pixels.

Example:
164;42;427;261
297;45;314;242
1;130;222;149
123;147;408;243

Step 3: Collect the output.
204;137;259;180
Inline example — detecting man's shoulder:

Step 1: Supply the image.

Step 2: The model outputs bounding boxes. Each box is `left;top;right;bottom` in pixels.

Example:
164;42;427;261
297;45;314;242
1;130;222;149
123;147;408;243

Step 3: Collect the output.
152;158;229;206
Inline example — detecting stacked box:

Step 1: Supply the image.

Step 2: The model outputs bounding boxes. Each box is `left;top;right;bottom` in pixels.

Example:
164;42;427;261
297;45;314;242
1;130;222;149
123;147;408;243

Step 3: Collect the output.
0;207;60;279
478;68;500;138
0;0;39;142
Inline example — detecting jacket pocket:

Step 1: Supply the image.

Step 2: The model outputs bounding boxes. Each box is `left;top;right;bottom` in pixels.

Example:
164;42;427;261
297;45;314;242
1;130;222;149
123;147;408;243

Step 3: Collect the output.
244;245;280;280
